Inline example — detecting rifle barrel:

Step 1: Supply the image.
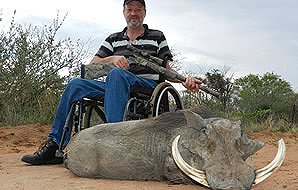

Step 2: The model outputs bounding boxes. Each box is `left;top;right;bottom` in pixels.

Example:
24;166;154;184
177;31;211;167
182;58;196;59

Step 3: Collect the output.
127;55;220;98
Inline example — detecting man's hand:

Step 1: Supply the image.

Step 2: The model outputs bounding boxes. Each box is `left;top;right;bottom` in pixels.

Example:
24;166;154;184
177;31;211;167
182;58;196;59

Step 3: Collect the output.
182;77;202;91
111;56;129;69
90;55;129;70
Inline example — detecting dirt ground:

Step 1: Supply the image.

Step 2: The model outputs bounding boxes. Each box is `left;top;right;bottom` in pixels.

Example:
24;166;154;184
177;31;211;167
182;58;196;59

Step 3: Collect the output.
0;124;298;190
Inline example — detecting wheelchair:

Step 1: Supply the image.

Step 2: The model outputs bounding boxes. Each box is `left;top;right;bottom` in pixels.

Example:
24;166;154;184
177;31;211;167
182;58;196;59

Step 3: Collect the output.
56;64;184;157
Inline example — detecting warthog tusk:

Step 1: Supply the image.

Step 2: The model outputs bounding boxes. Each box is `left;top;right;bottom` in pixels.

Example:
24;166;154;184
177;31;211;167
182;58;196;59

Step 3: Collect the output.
254;138;286;185
172;135;210;187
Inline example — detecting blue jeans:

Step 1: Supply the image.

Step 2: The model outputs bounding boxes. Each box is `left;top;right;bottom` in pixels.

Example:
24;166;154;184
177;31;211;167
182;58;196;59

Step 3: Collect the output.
48;68;157;146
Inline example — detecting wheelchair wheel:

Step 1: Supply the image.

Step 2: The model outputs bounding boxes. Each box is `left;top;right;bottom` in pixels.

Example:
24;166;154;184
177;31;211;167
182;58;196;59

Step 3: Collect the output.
151;82;184;117
122;97;148;121
83;104;106;129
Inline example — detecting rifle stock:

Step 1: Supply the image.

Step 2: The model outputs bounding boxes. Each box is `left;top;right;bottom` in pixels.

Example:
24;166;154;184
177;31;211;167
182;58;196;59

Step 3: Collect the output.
83;62;116;80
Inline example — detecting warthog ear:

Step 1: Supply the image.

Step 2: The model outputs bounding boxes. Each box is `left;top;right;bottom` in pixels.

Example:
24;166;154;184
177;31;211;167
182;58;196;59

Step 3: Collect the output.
238;133;264;160
188;106;217;119
185;111;205;129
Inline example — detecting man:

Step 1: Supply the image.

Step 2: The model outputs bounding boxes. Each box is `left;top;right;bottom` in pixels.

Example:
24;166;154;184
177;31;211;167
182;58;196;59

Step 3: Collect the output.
21;0;201;165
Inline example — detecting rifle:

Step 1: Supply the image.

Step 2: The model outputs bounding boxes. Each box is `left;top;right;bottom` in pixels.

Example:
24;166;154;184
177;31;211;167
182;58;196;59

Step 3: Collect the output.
82;61;116;80
82;46;220;98
126;45;220;98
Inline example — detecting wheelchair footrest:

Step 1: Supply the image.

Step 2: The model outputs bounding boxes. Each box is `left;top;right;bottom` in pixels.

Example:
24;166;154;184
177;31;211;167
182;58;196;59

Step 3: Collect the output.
125;113;146;120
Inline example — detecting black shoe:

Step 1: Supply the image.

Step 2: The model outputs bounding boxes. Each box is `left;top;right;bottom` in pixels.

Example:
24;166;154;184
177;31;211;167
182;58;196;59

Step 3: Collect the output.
21;139;63;165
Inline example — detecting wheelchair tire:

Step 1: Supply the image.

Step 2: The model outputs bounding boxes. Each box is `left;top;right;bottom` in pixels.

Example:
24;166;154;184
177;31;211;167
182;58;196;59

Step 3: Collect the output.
151;82;184;117
83;104;106;129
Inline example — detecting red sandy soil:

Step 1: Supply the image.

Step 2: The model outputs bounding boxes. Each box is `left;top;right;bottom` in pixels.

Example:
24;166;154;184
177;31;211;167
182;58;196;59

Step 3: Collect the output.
0;124;298;190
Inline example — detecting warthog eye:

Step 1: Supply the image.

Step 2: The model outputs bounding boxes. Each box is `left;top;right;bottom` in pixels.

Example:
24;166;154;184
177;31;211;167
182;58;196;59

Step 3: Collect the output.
200;127;207;134
197;127;208;141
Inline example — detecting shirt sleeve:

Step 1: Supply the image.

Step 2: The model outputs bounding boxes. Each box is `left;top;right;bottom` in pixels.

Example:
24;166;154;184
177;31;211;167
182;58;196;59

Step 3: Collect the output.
157;33;173;61
95;36;114;58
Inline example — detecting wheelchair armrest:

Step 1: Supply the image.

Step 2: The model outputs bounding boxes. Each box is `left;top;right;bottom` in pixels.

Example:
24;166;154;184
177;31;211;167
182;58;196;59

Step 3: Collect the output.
81;64;86;79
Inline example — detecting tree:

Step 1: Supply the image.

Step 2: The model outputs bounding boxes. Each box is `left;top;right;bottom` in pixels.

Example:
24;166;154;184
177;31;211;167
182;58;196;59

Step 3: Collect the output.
0;12;87;126
205;69;234;110
234;72;296;122
180;68;235;115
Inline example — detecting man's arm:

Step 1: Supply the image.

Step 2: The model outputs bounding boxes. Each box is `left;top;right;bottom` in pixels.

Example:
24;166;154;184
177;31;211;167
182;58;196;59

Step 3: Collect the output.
165;62;201;91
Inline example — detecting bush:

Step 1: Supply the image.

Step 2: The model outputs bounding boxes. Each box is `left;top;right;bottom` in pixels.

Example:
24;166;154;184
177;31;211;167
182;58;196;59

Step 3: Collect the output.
0;12;86;126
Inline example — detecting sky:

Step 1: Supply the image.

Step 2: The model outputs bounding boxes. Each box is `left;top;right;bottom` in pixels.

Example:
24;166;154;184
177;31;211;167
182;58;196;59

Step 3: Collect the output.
1;0;297;91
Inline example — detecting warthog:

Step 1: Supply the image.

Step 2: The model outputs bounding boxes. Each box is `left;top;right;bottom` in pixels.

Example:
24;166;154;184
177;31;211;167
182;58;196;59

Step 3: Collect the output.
64;109;285;190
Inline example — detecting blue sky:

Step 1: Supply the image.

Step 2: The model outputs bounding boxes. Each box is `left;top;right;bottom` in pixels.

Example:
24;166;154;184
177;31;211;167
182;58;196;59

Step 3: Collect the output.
1;0;297;91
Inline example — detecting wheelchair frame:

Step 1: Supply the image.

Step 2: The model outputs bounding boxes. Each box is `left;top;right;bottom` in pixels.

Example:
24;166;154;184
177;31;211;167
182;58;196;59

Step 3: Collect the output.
56;65;184;157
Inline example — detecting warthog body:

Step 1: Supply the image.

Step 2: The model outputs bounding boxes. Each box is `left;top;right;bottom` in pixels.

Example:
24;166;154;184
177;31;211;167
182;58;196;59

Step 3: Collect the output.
64;109;283;190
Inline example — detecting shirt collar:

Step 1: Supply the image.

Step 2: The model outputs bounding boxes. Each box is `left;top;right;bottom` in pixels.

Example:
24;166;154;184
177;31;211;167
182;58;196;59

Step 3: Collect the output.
122;24;149;39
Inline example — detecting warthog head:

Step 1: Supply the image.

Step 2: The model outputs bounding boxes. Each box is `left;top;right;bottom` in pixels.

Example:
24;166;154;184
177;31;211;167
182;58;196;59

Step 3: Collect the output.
171;112;286;190
64;109;286;190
